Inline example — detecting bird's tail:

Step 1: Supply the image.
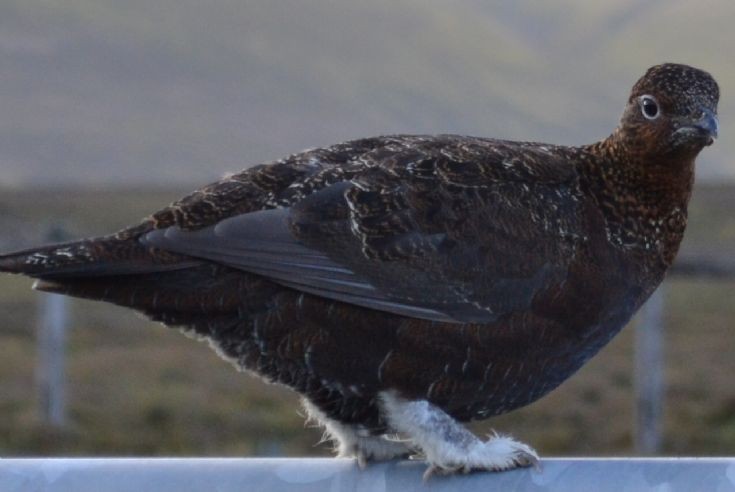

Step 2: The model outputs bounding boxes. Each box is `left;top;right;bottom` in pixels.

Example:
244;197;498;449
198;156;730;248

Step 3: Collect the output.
0;235;193;279
0;236;273;339
0;235;202;314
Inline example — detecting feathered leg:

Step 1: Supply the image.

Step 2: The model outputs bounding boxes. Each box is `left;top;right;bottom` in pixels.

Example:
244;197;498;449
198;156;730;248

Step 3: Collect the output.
302;398;412;467
379;391;538;478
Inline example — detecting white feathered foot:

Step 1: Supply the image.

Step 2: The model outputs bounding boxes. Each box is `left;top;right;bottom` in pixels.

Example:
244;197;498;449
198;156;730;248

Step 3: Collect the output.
379;391;539;479
302;398;413;468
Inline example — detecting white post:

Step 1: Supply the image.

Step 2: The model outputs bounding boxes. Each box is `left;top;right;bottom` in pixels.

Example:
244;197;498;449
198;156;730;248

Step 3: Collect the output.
634;285;665;455
36;226;70;428
37;292;69;428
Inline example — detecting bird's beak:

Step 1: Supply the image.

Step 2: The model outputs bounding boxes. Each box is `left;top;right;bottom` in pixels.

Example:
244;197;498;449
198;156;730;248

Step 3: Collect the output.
692;108;719;145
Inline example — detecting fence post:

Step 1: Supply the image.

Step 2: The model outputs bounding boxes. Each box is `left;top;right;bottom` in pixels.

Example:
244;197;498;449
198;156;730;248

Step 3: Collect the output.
36;226;70;428
634;285;665;454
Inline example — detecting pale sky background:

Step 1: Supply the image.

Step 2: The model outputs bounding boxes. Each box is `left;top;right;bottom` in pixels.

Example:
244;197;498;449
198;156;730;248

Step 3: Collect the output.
1;0;733;186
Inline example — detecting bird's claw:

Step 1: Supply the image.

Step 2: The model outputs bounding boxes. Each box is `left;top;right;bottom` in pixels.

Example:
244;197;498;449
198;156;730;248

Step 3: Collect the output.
512;449;541;472
420;435;540;480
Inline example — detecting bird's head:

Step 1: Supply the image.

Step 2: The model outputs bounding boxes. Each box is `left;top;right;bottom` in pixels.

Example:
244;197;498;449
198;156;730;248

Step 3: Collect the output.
617;63;719;160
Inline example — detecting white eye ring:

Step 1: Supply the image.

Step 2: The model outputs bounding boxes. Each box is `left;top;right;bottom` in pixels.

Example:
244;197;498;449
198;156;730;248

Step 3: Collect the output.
639;95;660;120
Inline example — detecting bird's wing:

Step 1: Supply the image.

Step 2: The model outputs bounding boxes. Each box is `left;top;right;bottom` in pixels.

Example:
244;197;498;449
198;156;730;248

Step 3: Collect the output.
142;136;587;323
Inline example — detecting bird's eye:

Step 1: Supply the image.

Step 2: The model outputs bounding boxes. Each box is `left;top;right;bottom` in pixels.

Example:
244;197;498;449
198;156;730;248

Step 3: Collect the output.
640;95;660;120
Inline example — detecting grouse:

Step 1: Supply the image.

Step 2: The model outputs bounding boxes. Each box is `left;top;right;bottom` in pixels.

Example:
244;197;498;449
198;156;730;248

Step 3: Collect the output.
0;63;719;475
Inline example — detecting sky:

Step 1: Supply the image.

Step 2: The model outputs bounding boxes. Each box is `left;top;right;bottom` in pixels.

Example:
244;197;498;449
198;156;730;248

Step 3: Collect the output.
1;0;733;186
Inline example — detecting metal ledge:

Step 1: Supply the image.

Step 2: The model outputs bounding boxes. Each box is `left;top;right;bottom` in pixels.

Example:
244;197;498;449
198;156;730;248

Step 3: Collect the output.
2;458;735;492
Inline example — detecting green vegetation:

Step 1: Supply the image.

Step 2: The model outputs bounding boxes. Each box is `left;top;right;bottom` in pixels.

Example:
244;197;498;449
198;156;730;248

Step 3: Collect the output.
0;185;733;456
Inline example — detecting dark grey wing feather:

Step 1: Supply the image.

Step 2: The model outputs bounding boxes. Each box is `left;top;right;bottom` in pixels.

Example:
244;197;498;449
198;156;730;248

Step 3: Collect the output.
143;208;357;285
141;207;455;322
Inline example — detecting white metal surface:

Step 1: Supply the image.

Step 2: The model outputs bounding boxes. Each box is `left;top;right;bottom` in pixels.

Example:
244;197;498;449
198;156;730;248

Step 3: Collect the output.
2;458;735;492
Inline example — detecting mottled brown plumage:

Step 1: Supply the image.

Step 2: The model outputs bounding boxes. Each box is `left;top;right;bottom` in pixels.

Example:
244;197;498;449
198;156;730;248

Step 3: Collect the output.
0;63;720;474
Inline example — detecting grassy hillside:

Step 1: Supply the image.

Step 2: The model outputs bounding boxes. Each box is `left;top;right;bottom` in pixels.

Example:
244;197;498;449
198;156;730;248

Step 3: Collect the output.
0;185;734;456
0;0;733;186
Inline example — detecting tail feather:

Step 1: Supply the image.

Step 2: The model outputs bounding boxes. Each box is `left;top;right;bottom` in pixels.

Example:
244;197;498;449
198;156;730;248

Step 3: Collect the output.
35;264;280;341
1;230;300;375
34;263;266;310
0;236;198;279
2;235;282;341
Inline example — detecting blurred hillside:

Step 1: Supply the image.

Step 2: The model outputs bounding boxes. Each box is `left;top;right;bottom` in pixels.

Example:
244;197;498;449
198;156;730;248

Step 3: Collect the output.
1;0;734;186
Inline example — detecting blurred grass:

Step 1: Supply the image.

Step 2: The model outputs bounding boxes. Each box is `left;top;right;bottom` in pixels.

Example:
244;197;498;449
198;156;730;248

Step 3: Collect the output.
0;184;734;456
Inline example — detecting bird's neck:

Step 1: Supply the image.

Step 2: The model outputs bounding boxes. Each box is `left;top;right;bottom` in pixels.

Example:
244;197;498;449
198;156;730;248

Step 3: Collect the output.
591;131;696;203
579;134;697;267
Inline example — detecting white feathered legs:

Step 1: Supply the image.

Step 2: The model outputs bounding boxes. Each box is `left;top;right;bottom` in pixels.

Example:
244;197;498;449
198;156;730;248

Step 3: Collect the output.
302;398;412;467
379;391;539;478
304;393;538;477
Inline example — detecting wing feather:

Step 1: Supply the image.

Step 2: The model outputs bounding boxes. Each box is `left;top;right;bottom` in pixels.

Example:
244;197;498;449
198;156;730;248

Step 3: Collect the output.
140;136;585;323
141;208;455;321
